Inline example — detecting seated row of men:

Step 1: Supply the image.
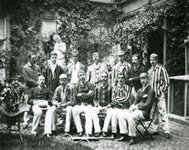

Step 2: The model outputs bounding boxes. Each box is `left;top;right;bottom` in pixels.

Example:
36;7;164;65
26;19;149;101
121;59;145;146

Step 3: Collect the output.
27;70;155;145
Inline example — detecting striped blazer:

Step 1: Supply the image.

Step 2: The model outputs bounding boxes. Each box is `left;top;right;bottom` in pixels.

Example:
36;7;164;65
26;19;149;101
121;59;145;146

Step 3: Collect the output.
111;84;132;109
148;64;169;97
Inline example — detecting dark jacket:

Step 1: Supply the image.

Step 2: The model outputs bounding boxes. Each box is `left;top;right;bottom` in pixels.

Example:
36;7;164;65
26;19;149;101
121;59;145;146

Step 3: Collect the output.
28;86;53;105
135;85;155;119
53;84;75;107
22;63;41;88
74;81;94;105
44;64;64;92
94;83;112;107
127;64;146;91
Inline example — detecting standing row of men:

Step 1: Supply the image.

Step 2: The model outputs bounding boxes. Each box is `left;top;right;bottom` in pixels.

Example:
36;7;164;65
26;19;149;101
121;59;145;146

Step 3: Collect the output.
22;47;171;144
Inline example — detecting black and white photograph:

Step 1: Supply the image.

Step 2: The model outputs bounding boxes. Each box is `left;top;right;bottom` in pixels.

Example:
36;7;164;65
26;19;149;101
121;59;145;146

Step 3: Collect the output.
0;0;189;149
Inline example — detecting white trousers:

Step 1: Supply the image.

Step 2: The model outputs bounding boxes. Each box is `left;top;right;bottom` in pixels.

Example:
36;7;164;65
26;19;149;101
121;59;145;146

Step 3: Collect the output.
102;108;122;133
63;106;72;132
118;109;130;134
152;93;170;133
127;110;144;137
32;105;56;134
72;104;101;134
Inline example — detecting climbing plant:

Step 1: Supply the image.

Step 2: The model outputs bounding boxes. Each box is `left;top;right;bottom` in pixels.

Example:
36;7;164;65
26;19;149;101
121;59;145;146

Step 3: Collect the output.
2;0;188;76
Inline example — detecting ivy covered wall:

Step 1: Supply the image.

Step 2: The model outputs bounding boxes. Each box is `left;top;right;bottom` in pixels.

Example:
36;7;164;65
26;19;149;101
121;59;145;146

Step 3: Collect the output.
1;0;189;77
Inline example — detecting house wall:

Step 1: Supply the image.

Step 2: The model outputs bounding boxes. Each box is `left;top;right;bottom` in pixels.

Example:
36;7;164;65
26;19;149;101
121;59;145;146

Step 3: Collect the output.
0;16;10;51
120;0;170;14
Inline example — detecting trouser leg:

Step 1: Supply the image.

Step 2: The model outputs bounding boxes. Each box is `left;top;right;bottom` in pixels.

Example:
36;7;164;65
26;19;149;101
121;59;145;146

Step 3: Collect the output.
127;110;144;137
44;106;56;134
118;109;129;134
111;108;120;133
32;105;42;133
64;106;72;132
23;111;30;126
72;105;83;133
102;108;113;132
84;105;93;135
91;107;101;133
158;94;170;133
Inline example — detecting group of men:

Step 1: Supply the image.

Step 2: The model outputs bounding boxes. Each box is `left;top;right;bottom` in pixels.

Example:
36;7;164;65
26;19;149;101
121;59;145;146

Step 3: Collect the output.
22;46;171;145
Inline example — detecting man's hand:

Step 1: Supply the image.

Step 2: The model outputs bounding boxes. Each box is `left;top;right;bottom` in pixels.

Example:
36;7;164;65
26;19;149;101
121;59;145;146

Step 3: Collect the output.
129;104;137;112
77;93;84;97
129;78;133;81
106;104;111;109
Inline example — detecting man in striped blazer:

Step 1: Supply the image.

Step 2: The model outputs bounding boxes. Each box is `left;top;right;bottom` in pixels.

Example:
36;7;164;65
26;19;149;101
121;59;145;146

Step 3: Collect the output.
102;73;132;138
148;53;171;139
86;52;108;86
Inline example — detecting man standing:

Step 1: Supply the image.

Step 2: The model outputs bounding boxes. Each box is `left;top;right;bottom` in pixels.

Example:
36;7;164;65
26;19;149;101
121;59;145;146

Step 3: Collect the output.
118;72;155;144
148;53;171;138
112;50;131;86
45;51;64;92
86;52;108;85
67;49;85;85
102;73;132;138
53;74;75;134
22;53;41;128
127;54;146;98
72;70;96;137
28;75;55;137
22;53;41;88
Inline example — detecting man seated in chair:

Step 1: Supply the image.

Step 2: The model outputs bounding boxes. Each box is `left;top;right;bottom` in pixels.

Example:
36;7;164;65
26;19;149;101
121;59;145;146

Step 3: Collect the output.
102;73;132;138
53;74;75;134
118;72;155;145
28;75;55;137
72;70;98;137
91;72;112;137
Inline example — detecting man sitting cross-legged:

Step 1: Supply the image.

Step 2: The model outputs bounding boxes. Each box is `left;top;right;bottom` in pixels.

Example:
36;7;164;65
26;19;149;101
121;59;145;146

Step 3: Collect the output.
72;70;97;137
52;74;75;134
118;72;155;145
102;73;132;138
27;75;55;137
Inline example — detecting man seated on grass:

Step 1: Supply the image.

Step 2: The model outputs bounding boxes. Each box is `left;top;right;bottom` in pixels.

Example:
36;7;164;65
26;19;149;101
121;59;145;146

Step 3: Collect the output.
118;72;155;145
28;75;55;137
53;74;75;134
72;70;100;137
102;73;132;138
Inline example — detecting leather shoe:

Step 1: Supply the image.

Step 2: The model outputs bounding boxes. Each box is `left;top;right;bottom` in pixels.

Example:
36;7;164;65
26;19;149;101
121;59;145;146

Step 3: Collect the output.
78;132;83;137
129;138;136;145
118;135;129;141
94;132;101;137
102;132;107;137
